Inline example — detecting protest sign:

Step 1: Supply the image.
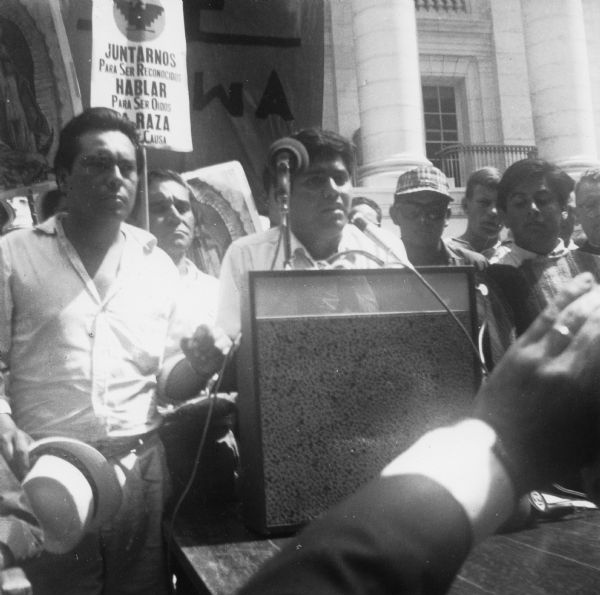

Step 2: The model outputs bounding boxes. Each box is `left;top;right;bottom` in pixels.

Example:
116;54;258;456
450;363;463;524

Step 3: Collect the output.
91;0;192;151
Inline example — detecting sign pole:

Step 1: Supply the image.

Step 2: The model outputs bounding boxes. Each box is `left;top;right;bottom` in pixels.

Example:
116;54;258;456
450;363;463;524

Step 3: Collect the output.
139;145;149;231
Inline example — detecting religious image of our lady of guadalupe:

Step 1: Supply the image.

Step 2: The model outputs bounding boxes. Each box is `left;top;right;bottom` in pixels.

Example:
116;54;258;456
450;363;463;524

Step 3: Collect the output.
0;18;53;188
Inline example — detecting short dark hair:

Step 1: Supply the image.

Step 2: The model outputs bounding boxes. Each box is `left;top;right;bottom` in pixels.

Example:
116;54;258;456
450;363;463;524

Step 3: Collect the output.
497;159;573;211
264;128;356;190
575;168;600;195
462;167;500;209
351;196;382;224
148;168;190;193
54;107;140;174
39;188;66;222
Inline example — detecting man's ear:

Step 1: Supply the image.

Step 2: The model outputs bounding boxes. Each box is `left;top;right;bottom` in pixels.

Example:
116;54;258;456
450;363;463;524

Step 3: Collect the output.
461;196;470;215
389;203;400;225
443;206;452;229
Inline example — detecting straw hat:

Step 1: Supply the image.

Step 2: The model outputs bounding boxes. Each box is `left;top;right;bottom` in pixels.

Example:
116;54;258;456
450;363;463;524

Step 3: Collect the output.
394;165;453;203
22;437;122;554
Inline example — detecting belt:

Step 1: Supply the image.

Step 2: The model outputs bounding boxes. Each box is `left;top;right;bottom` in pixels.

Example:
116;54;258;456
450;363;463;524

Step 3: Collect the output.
92;430;159;459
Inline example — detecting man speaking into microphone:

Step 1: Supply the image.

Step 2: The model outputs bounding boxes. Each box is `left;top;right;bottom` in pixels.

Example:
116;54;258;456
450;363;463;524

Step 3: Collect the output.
216;128;407;339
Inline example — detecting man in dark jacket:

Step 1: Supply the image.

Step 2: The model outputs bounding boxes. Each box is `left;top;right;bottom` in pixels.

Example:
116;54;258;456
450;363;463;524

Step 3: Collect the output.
390;165;487;269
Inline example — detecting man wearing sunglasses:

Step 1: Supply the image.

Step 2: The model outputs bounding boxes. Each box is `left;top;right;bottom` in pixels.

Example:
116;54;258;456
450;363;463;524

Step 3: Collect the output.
145;168;237;504
390;165;486;269
0;108;228;594
146;168;219;353
390;166;517;369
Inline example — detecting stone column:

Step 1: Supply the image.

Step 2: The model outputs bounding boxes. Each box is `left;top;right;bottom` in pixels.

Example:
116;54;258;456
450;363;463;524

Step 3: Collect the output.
521;0;599;174
351;0;429;188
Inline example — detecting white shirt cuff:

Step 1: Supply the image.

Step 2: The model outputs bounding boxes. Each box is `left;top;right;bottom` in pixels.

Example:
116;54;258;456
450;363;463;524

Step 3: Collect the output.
381;418;516;543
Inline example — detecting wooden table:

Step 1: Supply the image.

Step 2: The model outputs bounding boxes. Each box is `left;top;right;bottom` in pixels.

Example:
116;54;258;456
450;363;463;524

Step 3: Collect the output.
167;501;600;594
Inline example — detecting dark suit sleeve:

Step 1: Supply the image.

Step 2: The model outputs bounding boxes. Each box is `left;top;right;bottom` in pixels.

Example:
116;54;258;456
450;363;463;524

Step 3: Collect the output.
238;474;472;595
485;264;537;336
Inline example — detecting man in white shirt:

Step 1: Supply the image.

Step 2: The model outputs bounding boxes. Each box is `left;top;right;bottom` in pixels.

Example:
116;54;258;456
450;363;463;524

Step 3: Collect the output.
446;166;507;260
146;169;219;361
217;128;406;339
0;108;226;594
146;168;237;502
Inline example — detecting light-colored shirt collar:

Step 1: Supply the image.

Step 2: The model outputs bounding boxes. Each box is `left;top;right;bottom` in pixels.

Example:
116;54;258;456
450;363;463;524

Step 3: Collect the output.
36;213;157;252
289;225;386;269
0;214;179;441
289;231;337;268
495;238;570;267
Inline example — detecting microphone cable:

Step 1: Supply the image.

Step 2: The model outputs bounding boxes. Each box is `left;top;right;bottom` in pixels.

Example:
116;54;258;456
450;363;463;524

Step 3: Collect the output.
328;244;489;381
396;262;489;380
165;334;241;594
270;211;489;379
270;226;284;270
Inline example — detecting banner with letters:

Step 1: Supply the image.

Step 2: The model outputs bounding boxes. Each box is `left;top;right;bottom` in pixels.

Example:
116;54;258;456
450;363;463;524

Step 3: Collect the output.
60;0;324;202
90;0;192;151
181;0;324;207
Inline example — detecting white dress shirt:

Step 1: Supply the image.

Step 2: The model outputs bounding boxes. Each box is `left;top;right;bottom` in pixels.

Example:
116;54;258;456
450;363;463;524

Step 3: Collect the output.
216;224;404;338
0;214;179;442
164;257;219;360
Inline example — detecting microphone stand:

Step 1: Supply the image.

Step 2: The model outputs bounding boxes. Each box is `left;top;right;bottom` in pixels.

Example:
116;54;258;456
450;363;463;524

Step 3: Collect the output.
350;213;414;269
274;153;294;270
269;137;308;270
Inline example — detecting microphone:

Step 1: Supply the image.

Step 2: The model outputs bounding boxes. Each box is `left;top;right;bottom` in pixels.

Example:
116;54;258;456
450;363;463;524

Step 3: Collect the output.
268;137;309;177
350;212;414;269
267;138;309;269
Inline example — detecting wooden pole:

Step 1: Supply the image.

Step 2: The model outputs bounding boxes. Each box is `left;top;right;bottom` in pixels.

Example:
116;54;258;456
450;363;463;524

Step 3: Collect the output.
138;145;149;230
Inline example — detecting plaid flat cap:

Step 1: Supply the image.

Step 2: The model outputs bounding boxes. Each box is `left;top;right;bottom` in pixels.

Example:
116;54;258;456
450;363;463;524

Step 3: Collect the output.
394;165;453;202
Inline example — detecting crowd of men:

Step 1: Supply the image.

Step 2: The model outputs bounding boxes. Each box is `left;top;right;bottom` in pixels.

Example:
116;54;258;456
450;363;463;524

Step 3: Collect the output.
2;107;600;593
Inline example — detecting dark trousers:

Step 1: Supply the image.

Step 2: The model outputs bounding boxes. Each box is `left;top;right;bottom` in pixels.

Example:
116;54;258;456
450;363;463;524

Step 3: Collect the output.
21;435;171;595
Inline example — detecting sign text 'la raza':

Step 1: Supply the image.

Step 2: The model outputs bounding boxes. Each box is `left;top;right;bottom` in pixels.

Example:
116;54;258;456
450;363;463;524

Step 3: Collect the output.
91;0;192;152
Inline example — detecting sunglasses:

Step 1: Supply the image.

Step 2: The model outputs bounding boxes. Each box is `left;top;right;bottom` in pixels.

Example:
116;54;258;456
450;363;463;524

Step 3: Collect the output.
396;202;448;221
80;155;138;179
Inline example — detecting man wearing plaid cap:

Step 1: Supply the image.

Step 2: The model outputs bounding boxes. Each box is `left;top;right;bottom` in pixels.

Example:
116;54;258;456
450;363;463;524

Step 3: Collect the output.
217;128;407;339
390;165;486;268
390;166;516;368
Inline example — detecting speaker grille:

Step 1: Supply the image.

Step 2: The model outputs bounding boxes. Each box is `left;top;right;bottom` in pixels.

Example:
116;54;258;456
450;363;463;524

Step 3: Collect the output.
238;267;480;534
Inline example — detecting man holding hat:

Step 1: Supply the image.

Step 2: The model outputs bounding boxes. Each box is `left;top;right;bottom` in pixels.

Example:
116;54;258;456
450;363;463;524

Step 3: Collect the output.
390;165;486;269
0;108;228;594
